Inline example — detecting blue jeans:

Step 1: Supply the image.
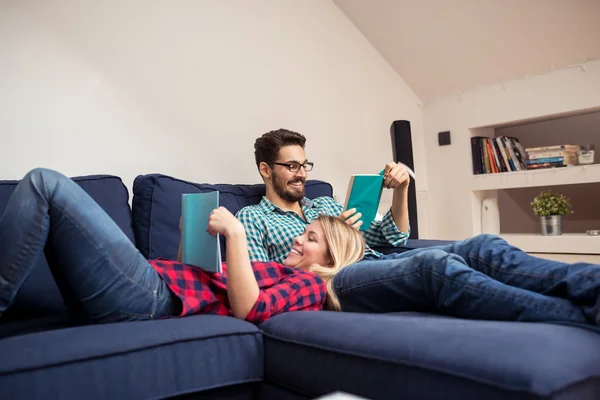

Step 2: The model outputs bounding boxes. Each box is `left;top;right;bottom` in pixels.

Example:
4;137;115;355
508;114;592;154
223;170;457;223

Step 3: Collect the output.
0;168;178;323
334;235;600;324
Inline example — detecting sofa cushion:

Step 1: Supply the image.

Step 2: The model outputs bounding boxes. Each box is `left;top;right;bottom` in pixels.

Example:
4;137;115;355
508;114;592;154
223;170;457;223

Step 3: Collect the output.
260;311;600;399
0;175;134;318
132;174;333;260
0;315;263;399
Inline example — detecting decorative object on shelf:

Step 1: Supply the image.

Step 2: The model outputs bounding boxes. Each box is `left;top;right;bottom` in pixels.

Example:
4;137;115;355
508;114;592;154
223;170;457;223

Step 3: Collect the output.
481;198;500;235
577;144;595;165
531;190;573;236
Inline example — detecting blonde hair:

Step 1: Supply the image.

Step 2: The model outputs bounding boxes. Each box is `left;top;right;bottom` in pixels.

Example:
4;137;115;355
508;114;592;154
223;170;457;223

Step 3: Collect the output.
308;215;365;311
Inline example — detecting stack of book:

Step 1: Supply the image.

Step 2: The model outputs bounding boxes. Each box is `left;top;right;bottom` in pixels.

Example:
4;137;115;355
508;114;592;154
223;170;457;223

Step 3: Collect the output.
524;145;579;170
471;136;526;175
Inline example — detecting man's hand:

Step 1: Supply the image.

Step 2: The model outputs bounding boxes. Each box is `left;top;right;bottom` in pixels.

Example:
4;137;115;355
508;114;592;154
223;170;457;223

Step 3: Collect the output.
339;208;363;230
383;162;410;190
207;207;245;238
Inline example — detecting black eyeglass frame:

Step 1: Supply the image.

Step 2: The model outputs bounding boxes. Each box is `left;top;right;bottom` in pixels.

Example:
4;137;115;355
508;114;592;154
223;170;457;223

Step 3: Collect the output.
270;161;314;172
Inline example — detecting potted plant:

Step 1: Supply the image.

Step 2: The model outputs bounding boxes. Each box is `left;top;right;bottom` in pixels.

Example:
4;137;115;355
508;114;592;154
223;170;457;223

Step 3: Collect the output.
530;190;573;236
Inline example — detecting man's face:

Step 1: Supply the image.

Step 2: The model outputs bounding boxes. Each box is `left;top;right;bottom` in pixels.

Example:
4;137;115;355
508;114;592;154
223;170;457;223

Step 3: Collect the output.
270;145;308;202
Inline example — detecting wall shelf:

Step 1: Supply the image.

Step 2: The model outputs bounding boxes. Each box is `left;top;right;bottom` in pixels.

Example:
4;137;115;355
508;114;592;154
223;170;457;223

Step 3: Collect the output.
501;233;600;255
471;164;600;191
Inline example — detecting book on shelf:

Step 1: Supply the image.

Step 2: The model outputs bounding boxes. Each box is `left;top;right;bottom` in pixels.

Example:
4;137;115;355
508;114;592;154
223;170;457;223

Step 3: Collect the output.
525;144;580;153
525;144;580;170
499;137;517;171
470;137;484;174
471;136;526;175
492;138;508;172
526;156;565;165
526;162;567;170
526;149;578;166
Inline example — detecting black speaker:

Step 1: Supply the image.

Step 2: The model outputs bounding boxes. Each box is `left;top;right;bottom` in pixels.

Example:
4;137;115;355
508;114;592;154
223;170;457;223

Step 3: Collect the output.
390;120;418;239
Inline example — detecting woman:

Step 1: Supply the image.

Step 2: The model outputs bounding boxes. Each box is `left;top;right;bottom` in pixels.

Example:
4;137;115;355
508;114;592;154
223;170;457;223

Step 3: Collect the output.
0;168;365;324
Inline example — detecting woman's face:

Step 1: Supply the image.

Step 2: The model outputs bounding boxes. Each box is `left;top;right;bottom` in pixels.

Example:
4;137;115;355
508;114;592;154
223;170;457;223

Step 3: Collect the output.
283;220;332;270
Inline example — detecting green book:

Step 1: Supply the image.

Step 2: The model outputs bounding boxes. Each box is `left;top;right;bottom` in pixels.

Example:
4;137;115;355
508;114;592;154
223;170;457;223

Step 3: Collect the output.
342;164;415;231
181;192;222;273
342;173;384;231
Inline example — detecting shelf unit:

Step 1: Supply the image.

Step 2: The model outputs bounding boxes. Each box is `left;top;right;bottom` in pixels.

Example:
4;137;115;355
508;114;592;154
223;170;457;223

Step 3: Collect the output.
469;111;600;256
501;233;600;255
471;164;600;191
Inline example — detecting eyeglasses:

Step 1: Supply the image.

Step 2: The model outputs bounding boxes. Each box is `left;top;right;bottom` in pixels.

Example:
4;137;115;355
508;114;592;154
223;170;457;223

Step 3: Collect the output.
271;161;314;173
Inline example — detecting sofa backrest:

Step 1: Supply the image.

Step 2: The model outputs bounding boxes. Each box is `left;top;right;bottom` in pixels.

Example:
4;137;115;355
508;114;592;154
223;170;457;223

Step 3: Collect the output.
0;175;134;319
132;174;333;261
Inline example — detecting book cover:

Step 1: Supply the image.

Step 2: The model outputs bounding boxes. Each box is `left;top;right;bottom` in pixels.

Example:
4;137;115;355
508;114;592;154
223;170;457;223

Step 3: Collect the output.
508;137;527;169
492;138;508;172
496;137;511;172
489;138;500;172
343;174;384;231
482;138;491;173
525;144;580;153
470;137;483;174
527;150;575;159
478;139;486;173
181;192;222;273
485;138;498;174
505;137;523;170
527;156;565;165
526;162;567;170
499;137;517;171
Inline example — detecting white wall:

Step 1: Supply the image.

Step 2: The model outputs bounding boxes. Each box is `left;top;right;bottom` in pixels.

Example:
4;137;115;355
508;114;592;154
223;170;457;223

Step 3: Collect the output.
423;60;600;240
0;0;427;212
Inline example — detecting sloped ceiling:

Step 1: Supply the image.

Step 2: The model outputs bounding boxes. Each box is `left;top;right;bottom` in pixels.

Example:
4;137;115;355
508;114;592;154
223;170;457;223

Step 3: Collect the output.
334;0;600;100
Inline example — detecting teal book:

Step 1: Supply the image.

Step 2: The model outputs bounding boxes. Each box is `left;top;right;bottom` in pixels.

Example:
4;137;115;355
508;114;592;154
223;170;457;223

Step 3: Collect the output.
181;192;222;273
342;164;415;231
342;173;384;231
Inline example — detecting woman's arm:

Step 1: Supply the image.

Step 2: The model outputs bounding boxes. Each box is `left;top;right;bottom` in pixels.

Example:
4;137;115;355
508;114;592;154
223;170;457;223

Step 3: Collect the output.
208;207;259;320
223;228;260;319
244;268;326;324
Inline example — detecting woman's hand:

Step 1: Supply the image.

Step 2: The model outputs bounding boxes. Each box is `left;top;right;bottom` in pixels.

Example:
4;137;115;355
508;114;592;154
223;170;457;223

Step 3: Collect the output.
207;207;245;238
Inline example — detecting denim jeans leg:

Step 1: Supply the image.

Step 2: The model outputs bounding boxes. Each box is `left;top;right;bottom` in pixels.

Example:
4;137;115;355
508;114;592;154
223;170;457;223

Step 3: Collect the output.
438;234;600;305
335;249;589;323
0;168;177;322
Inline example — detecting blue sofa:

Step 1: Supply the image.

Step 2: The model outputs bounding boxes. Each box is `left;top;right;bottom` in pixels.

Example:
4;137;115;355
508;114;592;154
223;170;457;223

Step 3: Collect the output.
1;173;600;400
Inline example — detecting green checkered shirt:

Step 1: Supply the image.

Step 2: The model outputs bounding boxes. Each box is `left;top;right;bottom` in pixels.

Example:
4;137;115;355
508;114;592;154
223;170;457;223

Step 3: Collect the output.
236;196;409;263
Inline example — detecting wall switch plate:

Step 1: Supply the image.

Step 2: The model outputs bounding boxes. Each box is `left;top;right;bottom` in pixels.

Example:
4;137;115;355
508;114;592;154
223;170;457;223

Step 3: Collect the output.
438;131;451;146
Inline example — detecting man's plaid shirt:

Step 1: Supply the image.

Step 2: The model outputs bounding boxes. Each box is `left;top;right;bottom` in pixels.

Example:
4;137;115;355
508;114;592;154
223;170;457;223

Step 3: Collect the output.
236;196;409;263
149;259;326;324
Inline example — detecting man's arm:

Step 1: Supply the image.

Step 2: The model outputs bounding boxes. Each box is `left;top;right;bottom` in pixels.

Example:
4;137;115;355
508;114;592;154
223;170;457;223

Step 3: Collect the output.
391;185;410;234
336;162;411;247
236;208;270;261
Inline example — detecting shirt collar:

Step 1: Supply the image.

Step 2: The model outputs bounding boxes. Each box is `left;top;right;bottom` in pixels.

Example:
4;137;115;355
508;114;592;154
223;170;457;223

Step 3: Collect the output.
258;196;314;214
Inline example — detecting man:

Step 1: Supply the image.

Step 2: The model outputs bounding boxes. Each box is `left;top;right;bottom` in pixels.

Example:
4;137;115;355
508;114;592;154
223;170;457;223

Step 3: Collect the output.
236;129;597;318
235;128;411;264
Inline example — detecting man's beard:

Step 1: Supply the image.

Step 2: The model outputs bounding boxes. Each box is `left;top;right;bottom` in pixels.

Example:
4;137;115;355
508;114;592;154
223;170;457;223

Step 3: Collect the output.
273;172;305;202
